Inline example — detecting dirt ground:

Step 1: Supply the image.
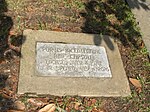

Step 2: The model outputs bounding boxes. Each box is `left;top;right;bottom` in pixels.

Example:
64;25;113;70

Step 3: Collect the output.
0;0;150;112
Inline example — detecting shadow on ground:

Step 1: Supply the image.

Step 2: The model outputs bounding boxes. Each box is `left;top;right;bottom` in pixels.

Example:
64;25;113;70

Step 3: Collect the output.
0;0;26;60
0;0;26;111
0;73;14;111
125;0;150;10
81;0;142;50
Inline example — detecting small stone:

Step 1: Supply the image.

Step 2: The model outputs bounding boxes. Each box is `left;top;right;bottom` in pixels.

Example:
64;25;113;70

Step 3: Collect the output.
13;101;25;111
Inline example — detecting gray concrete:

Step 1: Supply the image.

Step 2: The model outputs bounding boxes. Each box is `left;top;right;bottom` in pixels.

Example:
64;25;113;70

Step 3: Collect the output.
18;29;131;97
126;0;150;56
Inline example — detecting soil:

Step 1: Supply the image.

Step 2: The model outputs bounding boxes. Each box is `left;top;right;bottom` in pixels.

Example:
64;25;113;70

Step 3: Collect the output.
0;0;150;112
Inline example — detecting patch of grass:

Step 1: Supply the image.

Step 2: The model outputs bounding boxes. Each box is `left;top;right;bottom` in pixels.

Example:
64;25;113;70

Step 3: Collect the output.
37;18;45;30
124;72;150;112
140;47;149;55
130;47;149;60
144;62;150;68
7;0;25;11
63;0;85;10
16;15;24;33
20;94;28;108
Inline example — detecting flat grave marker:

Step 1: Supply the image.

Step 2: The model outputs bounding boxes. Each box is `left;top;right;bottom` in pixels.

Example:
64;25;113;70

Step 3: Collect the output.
18;30;131;97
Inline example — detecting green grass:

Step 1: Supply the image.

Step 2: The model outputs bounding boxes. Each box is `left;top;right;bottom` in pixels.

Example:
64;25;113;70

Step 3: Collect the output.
63;0;85;10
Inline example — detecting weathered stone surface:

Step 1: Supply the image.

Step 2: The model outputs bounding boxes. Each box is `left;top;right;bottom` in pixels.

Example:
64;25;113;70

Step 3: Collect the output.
36;43;112;77
18;29;131;97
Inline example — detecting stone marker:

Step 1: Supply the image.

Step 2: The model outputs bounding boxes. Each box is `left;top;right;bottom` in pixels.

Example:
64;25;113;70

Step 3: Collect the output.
18;29;131;97
36;43;112;77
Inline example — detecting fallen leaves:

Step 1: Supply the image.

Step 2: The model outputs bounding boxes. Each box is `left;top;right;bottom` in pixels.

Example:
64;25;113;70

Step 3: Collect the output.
13;101;25;111
52;28;63;32
27;98;66;112
74;102;81;110
9;31;16;35
1;88;14;99
129;78;142;88
38;104;56;112
7;110;24;112
129;78;142;93
28;98;46;107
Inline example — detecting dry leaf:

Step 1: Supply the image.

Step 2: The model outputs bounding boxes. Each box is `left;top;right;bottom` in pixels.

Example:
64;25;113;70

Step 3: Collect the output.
129;78;142;88
56;107;66;112
9;31;16;35
38;104;56;112
7;110;24;112
140;41;145;48
74;102;81;110
0;59;5;64
47;106;56;112
2;88;13;99
13;101;25;111
26;6;34;12
91;99;97;104
52;28;63;32
92;108;104;112
137;87;142;93
28;98;45;107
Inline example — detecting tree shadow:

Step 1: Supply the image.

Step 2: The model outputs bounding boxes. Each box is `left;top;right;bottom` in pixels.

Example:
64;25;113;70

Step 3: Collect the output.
0;0;26;60
0;73;8;89
125;0;150;10
0;0;26;111
0;74;14;111
80;0;142;50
